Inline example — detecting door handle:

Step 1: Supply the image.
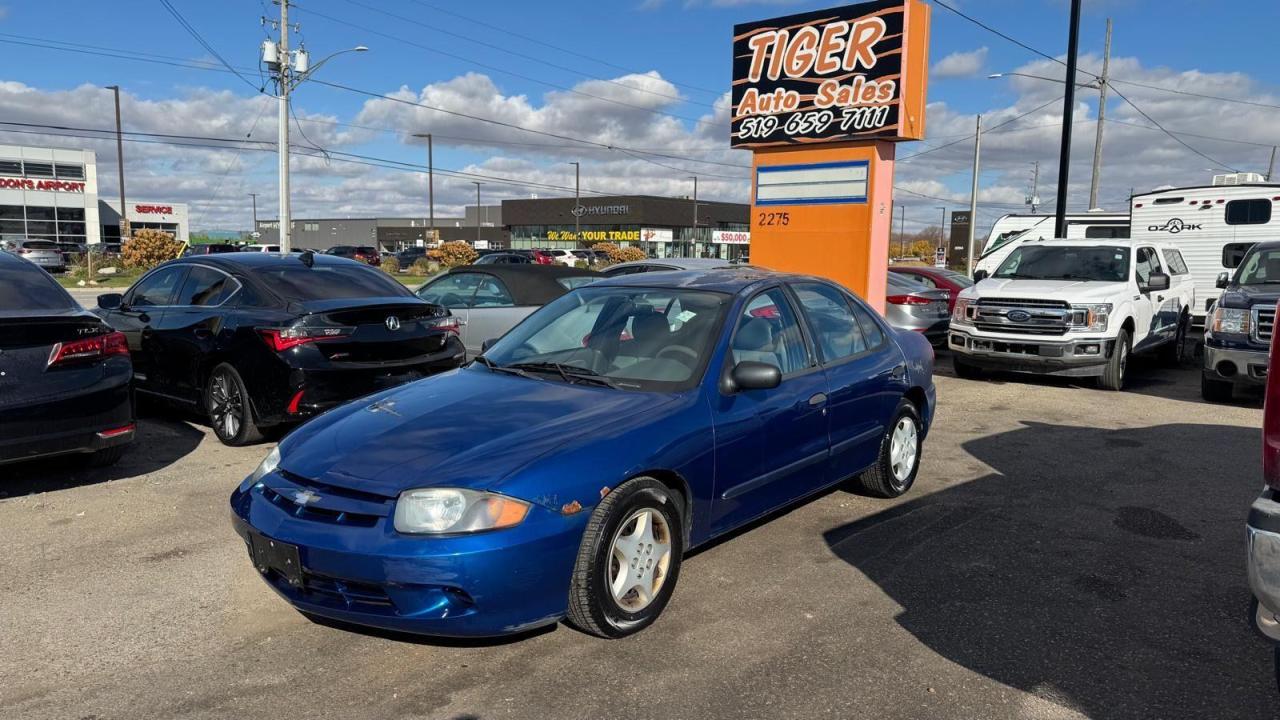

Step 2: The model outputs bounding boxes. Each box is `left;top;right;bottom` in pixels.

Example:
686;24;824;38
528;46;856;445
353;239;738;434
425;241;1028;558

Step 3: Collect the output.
808;393;828;407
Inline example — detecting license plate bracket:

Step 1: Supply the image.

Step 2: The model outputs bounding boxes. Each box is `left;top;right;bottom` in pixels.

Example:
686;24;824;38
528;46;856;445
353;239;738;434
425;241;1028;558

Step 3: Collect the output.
248;531;304;587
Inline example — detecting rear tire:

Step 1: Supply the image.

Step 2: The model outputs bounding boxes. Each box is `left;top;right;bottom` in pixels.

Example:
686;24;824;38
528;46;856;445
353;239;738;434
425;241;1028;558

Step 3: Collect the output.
205;363;263;446
1097;329;1131;391
566;477;684;639
856;399;923;499
1201;374;1234;403
952;355;984;380
85;444;127;468
1161;313;1188;365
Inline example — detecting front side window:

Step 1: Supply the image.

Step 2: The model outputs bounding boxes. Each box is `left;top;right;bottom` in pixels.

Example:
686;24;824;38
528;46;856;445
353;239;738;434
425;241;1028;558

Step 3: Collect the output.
176;266;239;306
731;289;810;375
1226;199;1273;226
1236;248;1280;285
128;266;186;307
484;287;730;391
1135;247;1163;285
417;273;483;308
995;246;1130;283
792;282;868;362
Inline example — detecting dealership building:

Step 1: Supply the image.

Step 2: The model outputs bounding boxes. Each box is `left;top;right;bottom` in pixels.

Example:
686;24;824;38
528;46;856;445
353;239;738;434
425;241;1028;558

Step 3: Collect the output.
0;144;189;247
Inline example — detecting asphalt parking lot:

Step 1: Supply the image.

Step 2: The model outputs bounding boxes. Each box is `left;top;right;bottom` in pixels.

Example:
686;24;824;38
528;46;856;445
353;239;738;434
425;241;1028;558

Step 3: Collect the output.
2;345;1274;720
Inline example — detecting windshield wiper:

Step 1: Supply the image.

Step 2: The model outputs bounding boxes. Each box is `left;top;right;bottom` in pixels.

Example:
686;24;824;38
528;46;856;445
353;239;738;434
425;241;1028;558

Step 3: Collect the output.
508;361;619;389
472;355;535;380
997;273;1040;280
1058;274;1096;281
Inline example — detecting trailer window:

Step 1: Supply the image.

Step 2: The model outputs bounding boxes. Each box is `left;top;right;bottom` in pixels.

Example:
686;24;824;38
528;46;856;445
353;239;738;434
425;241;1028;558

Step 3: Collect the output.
1226;199;1272;225
1153;197;1184;205
1084;225;1131;239
1223;242;1256;269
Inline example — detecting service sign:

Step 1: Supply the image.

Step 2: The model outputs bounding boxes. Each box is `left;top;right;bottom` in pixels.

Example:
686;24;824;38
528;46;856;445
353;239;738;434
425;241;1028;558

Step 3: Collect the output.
731;0;930;148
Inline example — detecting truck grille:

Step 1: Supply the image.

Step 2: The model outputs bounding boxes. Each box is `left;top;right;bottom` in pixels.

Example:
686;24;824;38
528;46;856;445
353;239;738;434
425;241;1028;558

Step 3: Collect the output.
971;299;1072;337
1255;307;1276;344
975;298;1071;310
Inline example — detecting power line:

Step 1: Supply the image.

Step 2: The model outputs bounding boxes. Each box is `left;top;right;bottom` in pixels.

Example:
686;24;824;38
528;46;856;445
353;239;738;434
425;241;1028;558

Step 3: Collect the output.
1109;78;1280;112
156;0;264;93
1108;85;1239;172
899;97;1062;162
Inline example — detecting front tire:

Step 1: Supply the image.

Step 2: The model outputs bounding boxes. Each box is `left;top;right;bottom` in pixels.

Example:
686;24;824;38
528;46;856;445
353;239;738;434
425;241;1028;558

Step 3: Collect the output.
205;363;263;446
856;399;923;499
1201;374;1234;403
952;355;984;380
566;477;684;639
1097;328;1131;391
1160;313;1188;365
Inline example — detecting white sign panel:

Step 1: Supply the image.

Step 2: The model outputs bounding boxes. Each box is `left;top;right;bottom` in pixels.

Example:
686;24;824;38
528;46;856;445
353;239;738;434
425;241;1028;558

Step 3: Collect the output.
641;228;674;243
474;240;490;250
713;230;751;245
756;161;869;206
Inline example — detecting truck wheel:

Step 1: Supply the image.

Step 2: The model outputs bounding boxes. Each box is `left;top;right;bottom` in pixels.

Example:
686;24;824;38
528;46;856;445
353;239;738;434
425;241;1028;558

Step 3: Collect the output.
1201;374;1234;403
1160;313;1188;365
953;356;984;380
1098;329;1130;391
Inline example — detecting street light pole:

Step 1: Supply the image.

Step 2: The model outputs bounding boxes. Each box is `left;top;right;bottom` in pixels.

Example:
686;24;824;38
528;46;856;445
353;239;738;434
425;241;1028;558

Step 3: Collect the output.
1088;18;1113;211
410;133;435;246
105;85;128;244
569;162;580;243
936;206;947;256
472;182;482;246
897;204;905;259
1055;0;1084;238
967;114;982;274
688;176;698;258
249;193;258;226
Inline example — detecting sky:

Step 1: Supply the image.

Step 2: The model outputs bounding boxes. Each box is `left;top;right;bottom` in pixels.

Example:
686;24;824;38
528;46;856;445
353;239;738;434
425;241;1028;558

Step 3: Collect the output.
1;0;1278;235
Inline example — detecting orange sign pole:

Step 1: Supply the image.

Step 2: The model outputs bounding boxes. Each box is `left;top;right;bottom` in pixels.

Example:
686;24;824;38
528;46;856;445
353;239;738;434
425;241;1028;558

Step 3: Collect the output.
732;0;931;313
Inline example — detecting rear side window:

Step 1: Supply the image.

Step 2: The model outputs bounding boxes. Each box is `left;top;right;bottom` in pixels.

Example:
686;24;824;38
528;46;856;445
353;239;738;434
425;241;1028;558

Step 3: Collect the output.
0;261;75;310
1162;249;1189;275
1226;199;1273;226
176;266;239;306
471;277;514;308
253;265;413;301
792;283;868;362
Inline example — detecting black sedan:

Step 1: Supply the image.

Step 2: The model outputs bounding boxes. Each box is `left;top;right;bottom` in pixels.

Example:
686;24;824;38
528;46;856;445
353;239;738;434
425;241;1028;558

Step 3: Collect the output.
0;251;134;466
94;252;465;446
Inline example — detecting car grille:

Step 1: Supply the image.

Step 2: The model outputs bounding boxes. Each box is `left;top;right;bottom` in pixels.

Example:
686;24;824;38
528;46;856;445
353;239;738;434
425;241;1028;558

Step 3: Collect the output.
262;487;380;527
262;470;390;527
1255;307;1276;344
972;298;1072;337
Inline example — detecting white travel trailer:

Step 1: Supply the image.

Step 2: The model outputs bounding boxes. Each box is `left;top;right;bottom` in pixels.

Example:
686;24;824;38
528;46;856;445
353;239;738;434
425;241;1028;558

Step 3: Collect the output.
973;211;1130;277
1130;176;1280;320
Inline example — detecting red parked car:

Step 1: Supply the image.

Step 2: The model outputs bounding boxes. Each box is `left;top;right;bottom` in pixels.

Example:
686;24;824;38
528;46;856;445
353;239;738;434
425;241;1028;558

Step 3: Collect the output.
325;245;381;265
890;266;975;312
1248;297;1280;685
529;249;555;265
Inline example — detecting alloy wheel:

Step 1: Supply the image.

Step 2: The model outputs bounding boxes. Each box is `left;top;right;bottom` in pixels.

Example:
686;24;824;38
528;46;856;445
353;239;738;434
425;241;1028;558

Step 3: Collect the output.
607;508;672;613
209;372;243;440
889;416;919;484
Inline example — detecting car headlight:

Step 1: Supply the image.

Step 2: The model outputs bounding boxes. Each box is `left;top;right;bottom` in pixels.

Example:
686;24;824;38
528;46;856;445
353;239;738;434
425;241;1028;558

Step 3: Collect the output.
394;488;530;534
1069;303;1112;332
251;446;281;484
1211;306;1250;335
952;297;973;325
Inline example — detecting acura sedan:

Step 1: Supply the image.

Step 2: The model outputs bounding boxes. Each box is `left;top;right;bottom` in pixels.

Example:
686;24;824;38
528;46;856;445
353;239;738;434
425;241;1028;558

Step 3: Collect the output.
231;268;935;638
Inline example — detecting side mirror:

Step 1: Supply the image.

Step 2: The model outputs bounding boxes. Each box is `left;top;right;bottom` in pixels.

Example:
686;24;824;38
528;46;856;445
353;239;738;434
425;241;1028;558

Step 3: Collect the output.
481;338;499;353
1145;272;1171;292
1216;272;1230;289
97;293;122;310
724;361;782;393
973;269;989;282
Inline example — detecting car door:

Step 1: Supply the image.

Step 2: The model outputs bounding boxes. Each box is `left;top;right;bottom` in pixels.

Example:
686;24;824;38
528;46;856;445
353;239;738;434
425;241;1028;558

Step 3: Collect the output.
711;287;830;532
415;272;482;351
793;282;906;480
106;265;187;392
156;265;242;402
466;274;530;356
1133;246;1163;348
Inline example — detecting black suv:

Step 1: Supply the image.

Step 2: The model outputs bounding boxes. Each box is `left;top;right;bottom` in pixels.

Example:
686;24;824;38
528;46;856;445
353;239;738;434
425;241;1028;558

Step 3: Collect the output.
1203;241;1279;401
94;252;464;445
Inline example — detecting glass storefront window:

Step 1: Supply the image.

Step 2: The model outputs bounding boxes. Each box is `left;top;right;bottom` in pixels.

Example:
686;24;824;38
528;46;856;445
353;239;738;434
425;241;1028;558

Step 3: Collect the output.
27;221;56;235
56;207;85;221
54;164;84;180
0;205;23;221
24;163;53;178
26;206;55;221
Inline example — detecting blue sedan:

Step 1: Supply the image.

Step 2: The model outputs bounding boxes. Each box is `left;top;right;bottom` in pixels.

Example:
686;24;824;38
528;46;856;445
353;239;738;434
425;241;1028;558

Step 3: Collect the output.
230;268;936;638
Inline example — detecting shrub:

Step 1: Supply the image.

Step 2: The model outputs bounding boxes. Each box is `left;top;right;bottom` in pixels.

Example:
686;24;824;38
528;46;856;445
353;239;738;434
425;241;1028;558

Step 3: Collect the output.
121;228;183;270
428;240;478;268
411;257;434;275
573;260;590;270
612;246;646;263
380;257;401;274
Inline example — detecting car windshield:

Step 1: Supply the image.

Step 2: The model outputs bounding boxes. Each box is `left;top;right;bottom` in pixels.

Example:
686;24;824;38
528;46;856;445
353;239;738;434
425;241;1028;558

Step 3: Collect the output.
252;264;415;301
482;286;730;392
939;270;975;288
1237;247;1280;285
994;246;1130;282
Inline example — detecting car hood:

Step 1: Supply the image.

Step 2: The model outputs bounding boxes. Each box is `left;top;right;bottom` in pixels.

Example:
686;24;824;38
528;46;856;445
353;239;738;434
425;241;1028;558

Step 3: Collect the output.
277;367;682;500
968;278;1128;303
1220;284;1280;309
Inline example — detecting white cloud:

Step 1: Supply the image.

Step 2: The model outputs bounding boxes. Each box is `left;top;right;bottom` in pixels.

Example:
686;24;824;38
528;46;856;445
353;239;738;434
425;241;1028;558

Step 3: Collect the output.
932;47;989;79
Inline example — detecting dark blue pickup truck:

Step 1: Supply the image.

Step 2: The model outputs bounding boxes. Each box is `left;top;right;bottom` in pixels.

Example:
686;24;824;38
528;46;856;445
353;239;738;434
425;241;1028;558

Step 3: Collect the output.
1203;241;1280;401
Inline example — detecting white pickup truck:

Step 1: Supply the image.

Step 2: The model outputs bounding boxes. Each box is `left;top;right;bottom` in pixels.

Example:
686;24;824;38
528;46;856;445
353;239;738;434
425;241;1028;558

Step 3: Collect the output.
948;238;1195;390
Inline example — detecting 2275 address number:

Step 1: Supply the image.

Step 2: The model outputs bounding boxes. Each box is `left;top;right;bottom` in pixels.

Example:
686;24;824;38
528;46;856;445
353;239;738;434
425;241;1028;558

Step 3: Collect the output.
758;212;790;227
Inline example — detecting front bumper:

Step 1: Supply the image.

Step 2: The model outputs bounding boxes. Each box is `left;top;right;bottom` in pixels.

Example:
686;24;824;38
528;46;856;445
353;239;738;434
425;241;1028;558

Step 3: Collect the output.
1248;489;1280;641
230;474;587;637
1204;340;1268;386
948;327;1114;377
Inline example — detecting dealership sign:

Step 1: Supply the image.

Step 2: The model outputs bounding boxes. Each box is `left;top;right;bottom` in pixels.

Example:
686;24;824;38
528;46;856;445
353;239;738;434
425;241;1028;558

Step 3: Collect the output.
642;228;674;243
570;204;630;217
135;204;174;215
0;177;85;192
731;0;929;148
713;230;751;245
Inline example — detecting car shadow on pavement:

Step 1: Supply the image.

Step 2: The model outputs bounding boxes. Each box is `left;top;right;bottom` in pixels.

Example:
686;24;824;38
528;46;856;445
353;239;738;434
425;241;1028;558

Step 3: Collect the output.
824;420;1275;719
0;418;206;497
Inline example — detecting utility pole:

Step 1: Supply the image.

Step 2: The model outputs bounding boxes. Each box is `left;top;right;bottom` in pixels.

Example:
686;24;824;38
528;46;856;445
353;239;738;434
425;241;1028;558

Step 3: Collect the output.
966;114;982;274
936;206;947;252
427;134;434;244
276;0;291;252
1268;146;1277;182
1088;18;1113;211
248;193;258;237
472;182;482;246
689;176;698;258
569;162;580;243
897;204;905;259
105;86;128;243
1055;0;1084;238
1028;161;1040;213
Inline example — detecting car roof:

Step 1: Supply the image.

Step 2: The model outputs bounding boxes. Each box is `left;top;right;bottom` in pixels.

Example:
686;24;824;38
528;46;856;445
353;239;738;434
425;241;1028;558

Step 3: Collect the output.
443;264;604;305
606;257;747;272
175;251;366;271
594;267;813;294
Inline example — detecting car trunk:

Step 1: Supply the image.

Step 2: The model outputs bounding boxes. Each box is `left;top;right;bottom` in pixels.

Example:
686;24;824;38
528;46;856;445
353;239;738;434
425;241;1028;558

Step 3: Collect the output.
0;312;112;409
291;299;453;366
